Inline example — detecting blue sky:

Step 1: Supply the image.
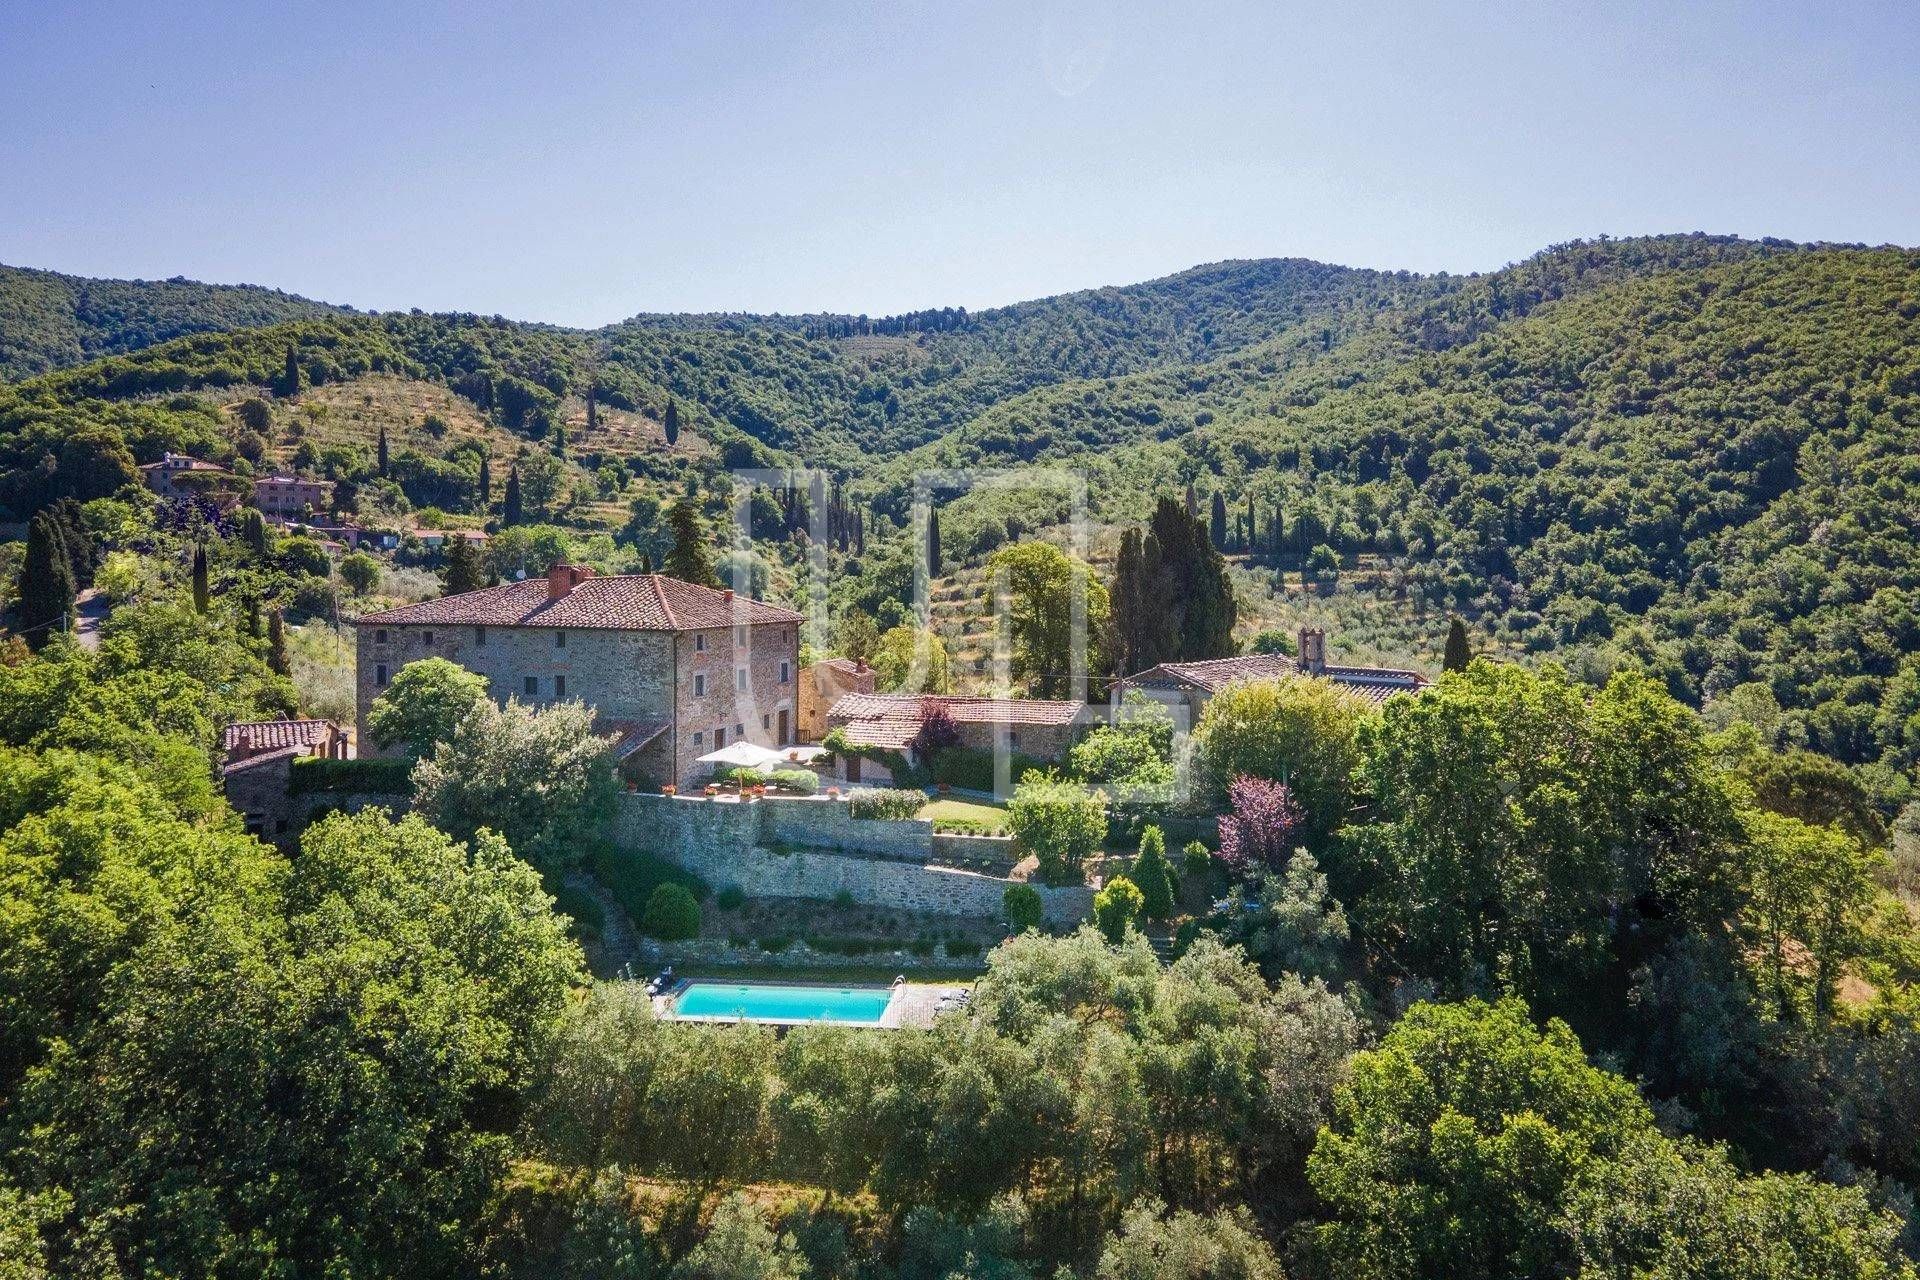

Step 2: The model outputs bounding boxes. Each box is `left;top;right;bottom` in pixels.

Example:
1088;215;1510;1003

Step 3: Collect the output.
3;1;1916;326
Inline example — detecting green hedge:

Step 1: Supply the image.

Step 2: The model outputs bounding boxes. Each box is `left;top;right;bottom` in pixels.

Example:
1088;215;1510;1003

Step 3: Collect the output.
848;789;927;821
927;746;1047;793
288;755;414;796
587;841;710;928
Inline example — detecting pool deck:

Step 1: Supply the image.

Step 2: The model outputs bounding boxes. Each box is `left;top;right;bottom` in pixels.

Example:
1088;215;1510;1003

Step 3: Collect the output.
651;977;972;1029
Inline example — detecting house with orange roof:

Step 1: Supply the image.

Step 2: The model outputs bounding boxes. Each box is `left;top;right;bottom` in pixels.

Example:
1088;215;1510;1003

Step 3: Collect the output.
352;564;804;789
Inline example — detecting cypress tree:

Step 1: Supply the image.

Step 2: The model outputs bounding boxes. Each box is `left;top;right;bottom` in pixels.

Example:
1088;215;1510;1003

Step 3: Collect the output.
479;453;492;505
245;598;263;638
664;503;718;586
1132;825;1176;921
441;534;487;596
377;425;389;476
1209;492;1227;549
1245;493;1256;554
552;419;566;456
1184;482;1197;520
641;552;653;574
16;513;75;647
191;543;210;614
664;398;680;446
267;608;289;676
1444;617;1473;673
282;345;301;396
927;506;943;578
503;466;523;526
241;508;270;557
586;387;598;431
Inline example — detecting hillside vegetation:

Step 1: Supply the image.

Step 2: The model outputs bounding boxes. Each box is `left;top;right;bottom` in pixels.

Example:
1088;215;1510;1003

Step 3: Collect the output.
4;235;1919;772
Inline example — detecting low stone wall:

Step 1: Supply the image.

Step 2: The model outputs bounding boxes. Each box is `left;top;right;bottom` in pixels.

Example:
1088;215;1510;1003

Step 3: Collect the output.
930;831;1018;871
760;796;932;860
609;793;1091;926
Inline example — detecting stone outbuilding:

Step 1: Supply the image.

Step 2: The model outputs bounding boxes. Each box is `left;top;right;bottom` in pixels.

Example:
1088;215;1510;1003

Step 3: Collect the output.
1114;626;1428;729
220;718;351;845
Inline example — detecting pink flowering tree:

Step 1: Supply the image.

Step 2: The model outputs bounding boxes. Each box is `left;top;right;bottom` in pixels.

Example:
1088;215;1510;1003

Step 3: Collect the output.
908;698;961;760
1217;774;1303;875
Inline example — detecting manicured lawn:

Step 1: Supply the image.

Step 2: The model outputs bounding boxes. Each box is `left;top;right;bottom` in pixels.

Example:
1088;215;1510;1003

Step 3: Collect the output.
918;797;1010;835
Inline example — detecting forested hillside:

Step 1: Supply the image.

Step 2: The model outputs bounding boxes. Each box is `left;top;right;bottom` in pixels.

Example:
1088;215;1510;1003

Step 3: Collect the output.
0;263;347;380
4;234;1918;770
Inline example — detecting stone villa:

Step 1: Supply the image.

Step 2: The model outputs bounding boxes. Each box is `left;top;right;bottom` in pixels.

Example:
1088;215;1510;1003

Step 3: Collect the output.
1115;626;1428;723
353;565;804;789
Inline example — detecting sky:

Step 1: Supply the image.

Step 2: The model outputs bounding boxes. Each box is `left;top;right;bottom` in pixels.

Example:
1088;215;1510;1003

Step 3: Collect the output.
3;0;1917;326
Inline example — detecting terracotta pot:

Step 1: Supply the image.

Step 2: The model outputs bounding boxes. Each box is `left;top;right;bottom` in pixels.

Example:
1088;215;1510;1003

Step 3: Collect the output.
625;781;637;793
661;784;676;796
704;784;718;797
937;782;951;796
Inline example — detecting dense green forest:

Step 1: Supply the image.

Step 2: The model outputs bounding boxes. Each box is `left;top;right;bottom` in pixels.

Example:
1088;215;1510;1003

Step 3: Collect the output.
3;235;1920;1275
0;264;348;380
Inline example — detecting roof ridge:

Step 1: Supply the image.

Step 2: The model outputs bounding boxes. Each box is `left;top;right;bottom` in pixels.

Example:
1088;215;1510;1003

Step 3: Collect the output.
649;574;679;629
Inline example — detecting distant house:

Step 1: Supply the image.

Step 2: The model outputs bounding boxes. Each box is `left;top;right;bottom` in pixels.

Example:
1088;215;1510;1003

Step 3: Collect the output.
140;452;235;499
352;566;804;789
407;527;489;552
1115;626;1427;725
823;692;1092;783
252;473;332;520
798;656;876;742
221;718;351;845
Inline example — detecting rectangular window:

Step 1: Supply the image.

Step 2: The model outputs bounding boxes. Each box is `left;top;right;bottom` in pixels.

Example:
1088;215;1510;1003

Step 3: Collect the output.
474;627;487;646
695;634;706;652
735;624;747;647
555;630;566;648
422;631;434;645
555;674;567;698
779;660;791;685
375;663;389;687
375;629;388;644
735;722;744;736
694;673;706;697
693;731;704;746
736;668;748;693
524;676;539;697
762;713;771;731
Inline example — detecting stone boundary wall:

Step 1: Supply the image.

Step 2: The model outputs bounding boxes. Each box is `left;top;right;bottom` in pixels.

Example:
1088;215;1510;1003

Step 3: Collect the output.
929;831;1018;870
759;796;932;859
609;793;1090;926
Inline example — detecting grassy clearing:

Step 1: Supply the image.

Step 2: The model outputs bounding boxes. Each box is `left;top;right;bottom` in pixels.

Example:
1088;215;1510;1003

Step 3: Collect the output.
918;797;1010;834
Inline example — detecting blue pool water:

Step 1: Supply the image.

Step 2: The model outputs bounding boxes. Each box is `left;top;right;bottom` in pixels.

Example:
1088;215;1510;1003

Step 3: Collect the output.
670;981;893;1024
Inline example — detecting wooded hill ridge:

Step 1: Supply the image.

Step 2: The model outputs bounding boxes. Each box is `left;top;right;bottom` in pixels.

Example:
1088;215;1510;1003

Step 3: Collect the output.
4;233;1919;773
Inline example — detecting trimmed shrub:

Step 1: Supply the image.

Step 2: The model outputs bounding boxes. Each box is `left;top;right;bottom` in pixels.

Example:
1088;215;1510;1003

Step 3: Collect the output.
1183;839;1213;879
1132;826;1176;921
288;755;413;795
1093;876;1144;943
770;768;819;795
715;885;746;911
1004;883;1044;933
848;788;927;821
641;883;701;941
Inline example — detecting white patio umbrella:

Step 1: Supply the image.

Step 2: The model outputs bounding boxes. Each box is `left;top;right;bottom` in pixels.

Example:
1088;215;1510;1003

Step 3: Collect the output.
695;741;787;770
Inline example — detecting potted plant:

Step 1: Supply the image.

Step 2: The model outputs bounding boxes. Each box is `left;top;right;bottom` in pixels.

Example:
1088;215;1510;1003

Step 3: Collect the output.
826;785;841;798
704;783;719;797
936;781;951;796
625;780;637;793
661;783;677;796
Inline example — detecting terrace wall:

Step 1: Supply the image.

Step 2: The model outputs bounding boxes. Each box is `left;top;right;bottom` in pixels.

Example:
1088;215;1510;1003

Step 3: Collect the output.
608;793;1090;926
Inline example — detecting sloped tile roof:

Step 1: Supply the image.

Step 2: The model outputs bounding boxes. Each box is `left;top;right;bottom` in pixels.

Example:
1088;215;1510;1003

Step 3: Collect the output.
599;718;671;760
222;719;341;753
1126;653;1428;704
827;693;1088;748
354;574;804;632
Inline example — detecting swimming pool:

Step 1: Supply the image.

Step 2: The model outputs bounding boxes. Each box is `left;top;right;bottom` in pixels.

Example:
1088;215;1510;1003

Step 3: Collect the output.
667;981;895;1025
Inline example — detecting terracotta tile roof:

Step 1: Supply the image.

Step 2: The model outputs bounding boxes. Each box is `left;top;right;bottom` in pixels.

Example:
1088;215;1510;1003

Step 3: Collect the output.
222;719;341;753
354;572;804;632
827;693;1089;748
599;718;670;760
1126;654;1428;704
221;744;307;777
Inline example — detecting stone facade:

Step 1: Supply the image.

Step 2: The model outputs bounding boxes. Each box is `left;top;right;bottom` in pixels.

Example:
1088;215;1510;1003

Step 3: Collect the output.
354;570;802;789
608;792;1092;926
798;658;875;742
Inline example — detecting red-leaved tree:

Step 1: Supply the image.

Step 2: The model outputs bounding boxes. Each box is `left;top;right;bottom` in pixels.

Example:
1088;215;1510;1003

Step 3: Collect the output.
1217;774;1302;874
908;698;962;760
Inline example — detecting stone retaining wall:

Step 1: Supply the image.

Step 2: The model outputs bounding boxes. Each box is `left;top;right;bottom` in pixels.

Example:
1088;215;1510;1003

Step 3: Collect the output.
929;831;1018;870
609;793;1091;926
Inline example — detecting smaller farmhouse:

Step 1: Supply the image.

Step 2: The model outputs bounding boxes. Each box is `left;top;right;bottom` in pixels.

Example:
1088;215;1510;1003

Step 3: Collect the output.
1116;626;1427;724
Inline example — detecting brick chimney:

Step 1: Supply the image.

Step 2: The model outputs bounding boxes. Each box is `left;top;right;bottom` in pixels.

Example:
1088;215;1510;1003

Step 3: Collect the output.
723;588;735;603
547;563;593;600
1297;626;1327;675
